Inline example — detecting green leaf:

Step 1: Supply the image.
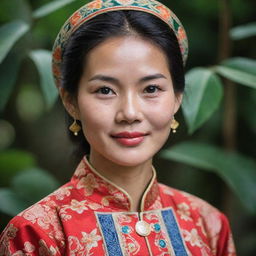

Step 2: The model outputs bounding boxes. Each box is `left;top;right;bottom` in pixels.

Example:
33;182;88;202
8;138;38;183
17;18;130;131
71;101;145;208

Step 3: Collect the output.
221;57;256;75
0;53;22;112
230;22;256;40
0;189;29;216
215;58;256;89
182;68;223;134
0;0;32;22
33;0;77;19
0;20;29;64
0;120;15;150
0;150;36;186
11;168;60;204
29;50;58;109
161;142;256;214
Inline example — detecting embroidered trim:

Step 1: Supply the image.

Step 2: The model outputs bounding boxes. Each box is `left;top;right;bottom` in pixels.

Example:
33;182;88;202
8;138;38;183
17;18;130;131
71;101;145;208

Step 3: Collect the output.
142;210;174;254
161;209;188;256
95;207;188;255
96;213;123;256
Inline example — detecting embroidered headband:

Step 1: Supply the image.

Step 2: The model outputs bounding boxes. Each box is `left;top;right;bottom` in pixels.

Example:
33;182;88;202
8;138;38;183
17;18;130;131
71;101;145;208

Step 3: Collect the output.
52;0;188;88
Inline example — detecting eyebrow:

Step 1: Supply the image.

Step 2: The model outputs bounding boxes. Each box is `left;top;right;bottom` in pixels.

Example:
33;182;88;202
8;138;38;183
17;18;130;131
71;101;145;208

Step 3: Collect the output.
88;73;167;84
139;74;167;83
89;75;119;84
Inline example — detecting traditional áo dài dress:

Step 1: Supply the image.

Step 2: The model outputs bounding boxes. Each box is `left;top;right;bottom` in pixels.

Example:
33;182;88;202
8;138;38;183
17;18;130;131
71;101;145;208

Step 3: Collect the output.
0;157;236;255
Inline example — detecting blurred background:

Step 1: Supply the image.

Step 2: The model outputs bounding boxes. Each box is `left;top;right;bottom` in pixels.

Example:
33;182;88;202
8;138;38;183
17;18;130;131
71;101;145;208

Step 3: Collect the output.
0;0;255;254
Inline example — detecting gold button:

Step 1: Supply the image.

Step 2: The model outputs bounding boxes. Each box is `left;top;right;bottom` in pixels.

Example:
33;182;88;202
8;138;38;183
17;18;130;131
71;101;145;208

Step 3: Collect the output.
135;220;151;237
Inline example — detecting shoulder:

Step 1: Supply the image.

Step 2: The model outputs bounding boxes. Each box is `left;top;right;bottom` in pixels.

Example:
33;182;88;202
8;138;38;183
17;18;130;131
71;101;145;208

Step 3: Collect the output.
159;183;221;215
158;183;236;255
18;180;75;220
159;182;225;227
0;215;62;255
0;181;77;255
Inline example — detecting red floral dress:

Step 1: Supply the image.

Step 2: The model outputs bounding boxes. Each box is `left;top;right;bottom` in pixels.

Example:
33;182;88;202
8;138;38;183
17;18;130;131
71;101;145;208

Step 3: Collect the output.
0;157;236;256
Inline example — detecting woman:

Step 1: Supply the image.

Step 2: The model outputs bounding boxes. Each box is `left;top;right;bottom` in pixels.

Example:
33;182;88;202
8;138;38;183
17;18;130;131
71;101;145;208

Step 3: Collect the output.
0;0;236;255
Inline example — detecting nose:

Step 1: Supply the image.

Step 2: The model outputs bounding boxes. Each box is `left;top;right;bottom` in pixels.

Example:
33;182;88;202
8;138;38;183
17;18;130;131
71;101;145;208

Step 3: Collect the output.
115;92;142;124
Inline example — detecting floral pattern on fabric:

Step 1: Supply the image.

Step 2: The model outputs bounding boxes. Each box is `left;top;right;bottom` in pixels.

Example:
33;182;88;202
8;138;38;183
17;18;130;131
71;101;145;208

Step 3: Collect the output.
0;157;236;256
71;159;132;210
52;0;189;88
18;202;65;244
144;211;174;255
67;229;102;255
0;224;18;255
116;214;141;255
177;202;192;221
142;178;162;211
183;192;225;254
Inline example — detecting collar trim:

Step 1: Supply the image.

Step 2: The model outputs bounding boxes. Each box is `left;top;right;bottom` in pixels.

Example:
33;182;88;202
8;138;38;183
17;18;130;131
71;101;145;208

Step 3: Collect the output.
71;156;160;211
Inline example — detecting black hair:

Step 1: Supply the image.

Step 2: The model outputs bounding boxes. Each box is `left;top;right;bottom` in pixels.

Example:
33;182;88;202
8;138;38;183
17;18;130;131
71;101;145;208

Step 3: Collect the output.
61;10;185;157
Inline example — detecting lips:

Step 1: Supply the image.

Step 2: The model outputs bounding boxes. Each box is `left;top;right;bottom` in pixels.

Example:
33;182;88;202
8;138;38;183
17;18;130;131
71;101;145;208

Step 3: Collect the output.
111;132;148;146
112;132;147;138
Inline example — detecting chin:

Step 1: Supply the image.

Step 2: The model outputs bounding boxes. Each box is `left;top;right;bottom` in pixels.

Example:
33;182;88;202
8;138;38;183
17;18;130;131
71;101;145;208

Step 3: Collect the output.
106;151;153;167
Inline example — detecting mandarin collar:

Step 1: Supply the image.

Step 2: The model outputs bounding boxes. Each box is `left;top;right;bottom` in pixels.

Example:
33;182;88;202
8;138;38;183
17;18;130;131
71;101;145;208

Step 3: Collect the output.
71;156;160;212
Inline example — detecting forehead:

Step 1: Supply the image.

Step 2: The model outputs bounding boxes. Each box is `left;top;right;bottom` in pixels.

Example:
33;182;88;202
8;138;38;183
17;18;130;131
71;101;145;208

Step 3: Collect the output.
83;36;171;80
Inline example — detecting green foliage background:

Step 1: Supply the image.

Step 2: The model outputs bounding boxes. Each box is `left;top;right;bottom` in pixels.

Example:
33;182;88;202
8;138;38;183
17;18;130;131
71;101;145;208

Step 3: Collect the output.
0;0;255;254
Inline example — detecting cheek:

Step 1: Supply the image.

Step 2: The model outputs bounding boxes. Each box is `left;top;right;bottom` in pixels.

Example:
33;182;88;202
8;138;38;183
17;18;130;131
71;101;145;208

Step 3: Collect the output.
146;98;175;130
77;99;113;132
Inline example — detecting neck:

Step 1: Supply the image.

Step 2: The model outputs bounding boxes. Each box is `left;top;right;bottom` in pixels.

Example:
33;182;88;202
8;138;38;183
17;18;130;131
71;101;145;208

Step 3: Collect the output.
89;152;153;211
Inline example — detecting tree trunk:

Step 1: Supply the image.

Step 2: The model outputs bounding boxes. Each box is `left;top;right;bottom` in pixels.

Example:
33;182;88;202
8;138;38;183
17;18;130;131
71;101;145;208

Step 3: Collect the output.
218;0;236;150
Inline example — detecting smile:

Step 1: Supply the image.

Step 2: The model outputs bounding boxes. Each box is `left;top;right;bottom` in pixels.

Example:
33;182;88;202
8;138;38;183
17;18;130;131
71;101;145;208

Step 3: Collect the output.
111;132;148;147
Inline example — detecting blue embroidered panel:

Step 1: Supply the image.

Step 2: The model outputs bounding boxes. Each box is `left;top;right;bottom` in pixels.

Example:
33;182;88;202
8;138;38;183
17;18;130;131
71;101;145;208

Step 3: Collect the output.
97;213;123;256
161;209;188;256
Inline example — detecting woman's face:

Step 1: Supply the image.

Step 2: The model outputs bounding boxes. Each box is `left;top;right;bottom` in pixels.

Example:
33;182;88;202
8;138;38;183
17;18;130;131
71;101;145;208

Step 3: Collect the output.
70;36;182;167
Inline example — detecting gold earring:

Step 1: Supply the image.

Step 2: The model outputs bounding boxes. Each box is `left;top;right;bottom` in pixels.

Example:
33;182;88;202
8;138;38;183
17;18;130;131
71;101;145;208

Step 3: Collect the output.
69;119;81;136
171;117;179;133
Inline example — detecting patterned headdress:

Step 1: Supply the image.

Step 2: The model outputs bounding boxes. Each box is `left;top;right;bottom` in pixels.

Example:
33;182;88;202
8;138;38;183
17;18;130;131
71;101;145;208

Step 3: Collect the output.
52;0;188;88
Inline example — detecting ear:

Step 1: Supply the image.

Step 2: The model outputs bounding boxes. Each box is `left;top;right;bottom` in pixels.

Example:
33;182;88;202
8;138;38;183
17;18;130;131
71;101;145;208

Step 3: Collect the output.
173;92;183;114
59;87;80;120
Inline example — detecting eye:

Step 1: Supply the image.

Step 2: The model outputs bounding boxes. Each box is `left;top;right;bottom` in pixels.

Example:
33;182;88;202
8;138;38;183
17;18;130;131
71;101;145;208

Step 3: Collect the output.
144;85;161;94
96;86;115;95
